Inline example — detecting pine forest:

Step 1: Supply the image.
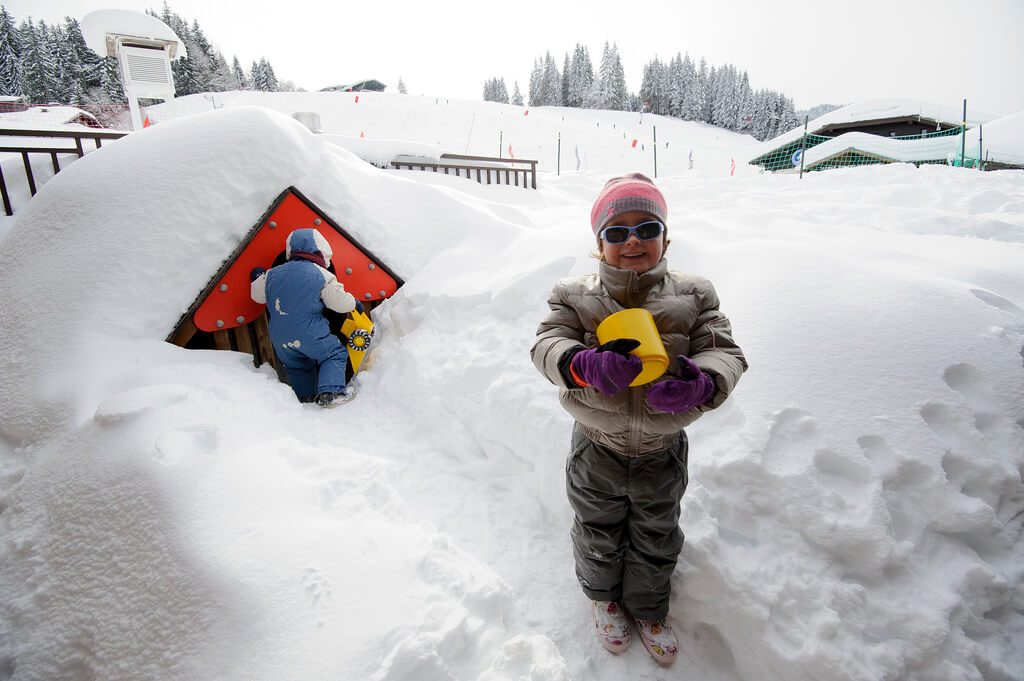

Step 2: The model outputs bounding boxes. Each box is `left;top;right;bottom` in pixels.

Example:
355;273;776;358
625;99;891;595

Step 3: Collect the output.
485;42;804;142
2;3;803;142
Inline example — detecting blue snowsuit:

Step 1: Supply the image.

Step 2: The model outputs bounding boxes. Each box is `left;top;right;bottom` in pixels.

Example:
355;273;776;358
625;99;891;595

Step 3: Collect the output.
250;229;357;401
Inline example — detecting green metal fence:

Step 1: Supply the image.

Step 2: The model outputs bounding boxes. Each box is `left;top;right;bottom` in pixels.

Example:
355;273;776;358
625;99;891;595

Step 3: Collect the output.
750;125;966;174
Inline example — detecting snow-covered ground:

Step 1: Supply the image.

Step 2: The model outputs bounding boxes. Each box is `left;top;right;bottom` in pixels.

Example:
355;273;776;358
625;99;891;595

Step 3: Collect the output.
1;92;1022;681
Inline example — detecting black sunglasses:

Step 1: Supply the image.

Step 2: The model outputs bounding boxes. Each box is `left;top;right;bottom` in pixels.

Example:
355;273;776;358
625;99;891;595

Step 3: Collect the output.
599;220;664;244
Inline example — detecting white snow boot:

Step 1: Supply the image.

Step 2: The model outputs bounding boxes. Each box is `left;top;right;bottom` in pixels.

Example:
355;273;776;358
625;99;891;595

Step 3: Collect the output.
592;600;631;653
635;617;678;664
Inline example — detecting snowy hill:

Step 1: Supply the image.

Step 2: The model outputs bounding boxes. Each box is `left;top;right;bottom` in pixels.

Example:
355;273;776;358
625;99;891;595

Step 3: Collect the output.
1;92;1022;681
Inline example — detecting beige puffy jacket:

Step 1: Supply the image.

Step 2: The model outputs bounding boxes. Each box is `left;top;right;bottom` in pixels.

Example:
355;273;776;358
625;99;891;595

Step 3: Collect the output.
532;258;747;456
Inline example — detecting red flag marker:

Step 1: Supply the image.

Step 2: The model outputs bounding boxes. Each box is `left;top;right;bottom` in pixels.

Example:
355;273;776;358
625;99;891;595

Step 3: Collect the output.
631;139;638;148
143;116;151;128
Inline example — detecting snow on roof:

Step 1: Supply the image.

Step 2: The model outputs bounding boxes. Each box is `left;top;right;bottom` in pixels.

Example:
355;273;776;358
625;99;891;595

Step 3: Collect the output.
320;81;387;93
753;98;998;161
962;110;1024;166
802;131;960;167
797;109;1024;169
319;134;441;168
81;9;187;59
0;106;99;129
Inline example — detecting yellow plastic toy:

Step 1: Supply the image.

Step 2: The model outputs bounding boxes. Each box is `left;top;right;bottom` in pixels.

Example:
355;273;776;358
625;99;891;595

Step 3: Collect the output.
340;309;374;373
595;308;669;386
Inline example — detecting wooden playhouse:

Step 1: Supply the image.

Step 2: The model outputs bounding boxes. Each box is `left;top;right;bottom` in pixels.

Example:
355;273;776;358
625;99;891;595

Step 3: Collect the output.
167;187;403;381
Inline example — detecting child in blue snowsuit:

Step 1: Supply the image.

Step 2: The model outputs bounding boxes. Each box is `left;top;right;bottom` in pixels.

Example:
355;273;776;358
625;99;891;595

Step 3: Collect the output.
250;228;362;406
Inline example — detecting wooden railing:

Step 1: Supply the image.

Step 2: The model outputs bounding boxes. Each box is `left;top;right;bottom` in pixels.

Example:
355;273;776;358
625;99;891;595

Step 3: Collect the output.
391;153;537;189
0;127;128;215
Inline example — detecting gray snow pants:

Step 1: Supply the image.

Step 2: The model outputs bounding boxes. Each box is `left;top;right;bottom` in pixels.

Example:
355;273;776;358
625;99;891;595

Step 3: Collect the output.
565;423;689;620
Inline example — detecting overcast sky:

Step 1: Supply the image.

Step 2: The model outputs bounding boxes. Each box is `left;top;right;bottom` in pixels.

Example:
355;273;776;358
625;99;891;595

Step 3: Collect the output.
13;0;1024;116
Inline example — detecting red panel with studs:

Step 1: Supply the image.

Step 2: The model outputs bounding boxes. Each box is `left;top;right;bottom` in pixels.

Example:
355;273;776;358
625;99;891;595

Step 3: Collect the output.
193;190;400;333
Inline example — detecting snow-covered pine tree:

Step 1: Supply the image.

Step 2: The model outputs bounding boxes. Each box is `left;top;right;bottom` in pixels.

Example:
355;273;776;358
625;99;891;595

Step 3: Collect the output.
231;56;249;90
263;58;278;91
251;57;277;92
696;58;711;123
397;77;407;94
180;27;211;93
605;42;628;111
750;89;770;140
172;51;203;95
679;53;700;121
561;52;570;107
189;19;233;92
49;21;74;104
483;77;509;103
640;56;668;115
157;3;187;48
594;41;627;111
711;64;740;130
540;51;561;106
777;94;799;136
0;7;20;96
19;19;58;103
64;18;101;93
101;56;125;104
250;59;264;91
189;19;213;62
511;81;523;106
667;53;683;118
736;70;754;134
527;57;542;107
566;44;593;108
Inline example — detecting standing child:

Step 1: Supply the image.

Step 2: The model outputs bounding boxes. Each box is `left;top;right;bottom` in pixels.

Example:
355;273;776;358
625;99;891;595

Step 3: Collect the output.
531;173;747;664
250;227;363;406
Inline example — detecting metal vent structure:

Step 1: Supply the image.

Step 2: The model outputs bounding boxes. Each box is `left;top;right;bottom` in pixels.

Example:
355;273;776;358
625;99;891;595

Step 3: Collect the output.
120;44;174;95
115;38;176;130
80;10;185;130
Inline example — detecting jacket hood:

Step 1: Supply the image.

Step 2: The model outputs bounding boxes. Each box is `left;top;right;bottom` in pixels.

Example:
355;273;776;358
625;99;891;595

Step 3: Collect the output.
285;228;333;268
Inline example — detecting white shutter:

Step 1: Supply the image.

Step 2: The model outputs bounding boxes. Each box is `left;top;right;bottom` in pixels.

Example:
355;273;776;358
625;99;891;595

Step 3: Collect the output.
119;44;176;99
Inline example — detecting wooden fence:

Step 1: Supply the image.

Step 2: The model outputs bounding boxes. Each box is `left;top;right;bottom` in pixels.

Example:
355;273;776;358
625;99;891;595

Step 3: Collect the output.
0;127;128;215
391;153;537;189
0;130;537;218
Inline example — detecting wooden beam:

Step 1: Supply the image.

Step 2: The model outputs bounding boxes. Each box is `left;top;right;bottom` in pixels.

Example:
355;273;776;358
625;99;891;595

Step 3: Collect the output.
169;317;199;348
233;325;254;356
212;329;231;350
252;313;276;369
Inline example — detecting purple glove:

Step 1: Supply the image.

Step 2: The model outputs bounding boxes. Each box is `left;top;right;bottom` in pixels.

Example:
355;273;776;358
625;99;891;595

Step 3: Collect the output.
646;355;715;413
570;339;643;396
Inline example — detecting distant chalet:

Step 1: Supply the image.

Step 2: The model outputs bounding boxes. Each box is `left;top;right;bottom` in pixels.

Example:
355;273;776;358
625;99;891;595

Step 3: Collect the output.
320;80;386;93
748;98;1022;172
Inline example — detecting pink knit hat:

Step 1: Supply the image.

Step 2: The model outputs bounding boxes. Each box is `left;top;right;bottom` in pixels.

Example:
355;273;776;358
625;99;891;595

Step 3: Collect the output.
590;172;668;235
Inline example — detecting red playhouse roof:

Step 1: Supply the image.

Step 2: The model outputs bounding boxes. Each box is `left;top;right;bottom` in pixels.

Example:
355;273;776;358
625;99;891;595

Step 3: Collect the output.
182;187;403;335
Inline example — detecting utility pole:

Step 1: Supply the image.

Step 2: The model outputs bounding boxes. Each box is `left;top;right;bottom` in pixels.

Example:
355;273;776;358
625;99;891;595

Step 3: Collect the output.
799;116;808;179
960;100;967;167
653;126;658;178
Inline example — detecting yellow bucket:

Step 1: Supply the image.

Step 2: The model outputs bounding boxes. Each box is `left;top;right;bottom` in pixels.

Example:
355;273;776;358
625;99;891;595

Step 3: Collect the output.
595;308;669;386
